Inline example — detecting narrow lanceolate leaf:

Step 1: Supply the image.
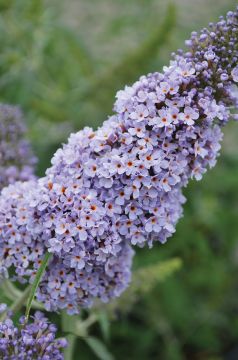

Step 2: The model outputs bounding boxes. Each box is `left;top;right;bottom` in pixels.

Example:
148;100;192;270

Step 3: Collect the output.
98;311;110;341
25;251;52;322
85;336;115;360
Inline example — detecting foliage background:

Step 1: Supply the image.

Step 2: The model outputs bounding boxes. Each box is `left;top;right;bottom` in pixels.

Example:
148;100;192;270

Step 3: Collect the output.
0;0;238;359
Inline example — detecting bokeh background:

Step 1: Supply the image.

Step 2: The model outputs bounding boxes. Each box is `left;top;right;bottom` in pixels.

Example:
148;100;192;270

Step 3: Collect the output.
1;0;238;359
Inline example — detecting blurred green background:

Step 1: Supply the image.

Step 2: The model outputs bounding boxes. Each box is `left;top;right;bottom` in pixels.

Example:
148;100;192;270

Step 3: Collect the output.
1;0;238;359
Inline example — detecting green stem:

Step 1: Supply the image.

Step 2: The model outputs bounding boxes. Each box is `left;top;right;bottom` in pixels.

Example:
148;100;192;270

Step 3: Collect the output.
25;251;52;322
64;334;76;360
80;313;98;330
0;285;31;322
62;311;98;338
1;280;45;311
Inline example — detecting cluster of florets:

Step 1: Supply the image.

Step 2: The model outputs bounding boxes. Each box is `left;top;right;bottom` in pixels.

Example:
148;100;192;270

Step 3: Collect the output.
0;181;133;313
0;104;37;189
0;9;238;314
0;305;67;359
183;10;238;104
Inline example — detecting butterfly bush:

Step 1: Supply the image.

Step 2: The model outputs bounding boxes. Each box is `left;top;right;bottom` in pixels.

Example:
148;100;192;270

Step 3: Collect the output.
0;104;37;189
0;181;133;313
0;9;238;314
0;305;67;359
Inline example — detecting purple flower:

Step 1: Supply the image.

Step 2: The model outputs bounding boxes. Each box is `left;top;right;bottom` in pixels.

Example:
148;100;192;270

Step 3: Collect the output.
0;307;67;359
204;49;216;60
70;249;86;269
157;108;173;127
0;8;238;315
180;106;199;125
231;65;238;82
130;104;149;122
48;238;63;253
0;104;37;189
0;304;7;314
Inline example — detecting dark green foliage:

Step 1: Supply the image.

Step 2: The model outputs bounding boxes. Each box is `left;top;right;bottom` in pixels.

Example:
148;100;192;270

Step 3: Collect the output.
78;4;176;128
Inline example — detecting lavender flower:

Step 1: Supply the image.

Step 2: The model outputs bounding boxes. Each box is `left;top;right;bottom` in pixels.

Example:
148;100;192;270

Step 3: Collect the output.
0;306;67;359
1;9;238;314
0;104;36;189
0;180;134;314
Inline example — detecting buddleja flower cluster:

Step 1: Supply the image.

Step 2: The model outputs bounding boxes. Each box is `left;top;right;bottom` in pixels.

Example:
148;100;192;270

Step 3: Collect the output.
0;305;67;359
0;180;133;313
0;8;238;314
0;104;36;189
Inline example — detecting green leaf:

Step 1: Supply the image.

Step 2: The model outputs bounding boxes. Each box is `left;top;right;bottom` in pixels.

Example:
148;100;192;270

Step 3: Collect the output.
25;251;52;322
61;311;83;336
132;257;182;294
64;334;76;360
0;280;44;311
98;311;110;341
85;336;114;360
0;286;30;322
